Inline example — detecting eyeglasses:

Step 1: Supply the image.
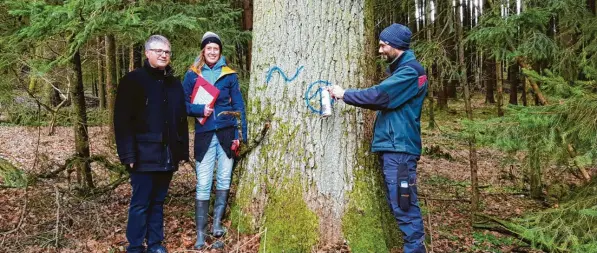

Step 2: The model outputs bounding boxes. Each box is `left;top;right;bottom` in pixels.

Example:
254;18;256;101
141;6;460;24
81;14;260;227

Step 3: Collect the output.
148;49;173;57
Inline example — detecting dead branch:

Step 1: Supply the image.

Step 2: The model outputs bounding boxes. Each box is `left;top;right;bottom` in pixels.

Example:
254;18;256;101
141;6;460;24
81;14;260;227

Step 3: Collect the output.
54;185;60;248
424;199;434;253
473;213;563;253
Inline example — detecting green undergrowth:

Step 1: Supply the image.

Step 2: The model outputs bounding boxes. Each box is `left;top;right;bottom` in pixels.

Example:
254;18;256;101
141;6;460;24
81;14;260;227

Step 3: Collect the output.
477;178;597;252
0;157;28;188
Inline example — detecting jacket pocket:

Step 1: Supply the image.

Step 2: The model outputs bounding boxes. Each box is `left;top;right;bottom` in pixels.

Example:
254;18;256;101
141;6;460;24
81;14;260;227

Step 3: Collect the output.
135;133;163;164
388;120;395;146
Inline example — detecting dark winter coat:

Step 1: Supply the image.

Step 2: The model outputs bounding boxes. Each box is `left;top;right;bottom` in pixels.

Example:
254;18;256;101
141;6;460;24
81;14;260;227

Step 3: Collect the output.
114;60;189;172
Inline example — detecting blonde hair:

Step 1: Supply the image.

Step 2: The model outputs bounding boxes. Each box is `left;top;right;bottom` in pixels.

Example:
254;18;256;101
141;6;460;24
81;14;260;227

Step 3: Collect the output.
190;48;207;75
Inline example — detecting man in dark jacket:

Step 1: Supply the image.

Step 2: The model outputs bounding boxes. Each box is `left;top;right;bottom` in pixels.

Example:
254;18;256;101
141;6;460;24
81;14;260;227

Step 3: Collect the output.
328;24;427;253
114;35;189;253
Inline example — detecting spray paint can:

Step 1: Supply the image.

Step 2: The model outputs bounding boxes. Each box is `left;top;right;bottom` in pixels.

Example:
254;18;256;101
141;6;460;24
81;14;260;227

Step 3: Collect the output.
320;87;332;117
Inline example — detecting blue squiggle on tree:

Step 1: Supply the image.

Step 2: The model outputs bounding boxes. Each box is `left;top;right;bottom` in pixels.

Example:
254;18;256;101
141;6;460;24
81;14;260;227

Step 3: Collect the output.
305;80;334;115
265;66;304;84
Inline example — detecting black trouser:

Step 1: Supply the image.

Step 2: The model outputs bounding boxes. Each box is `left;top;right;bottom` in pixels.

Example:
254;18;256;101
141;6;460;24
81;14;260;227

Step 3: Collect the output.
126;171;173;253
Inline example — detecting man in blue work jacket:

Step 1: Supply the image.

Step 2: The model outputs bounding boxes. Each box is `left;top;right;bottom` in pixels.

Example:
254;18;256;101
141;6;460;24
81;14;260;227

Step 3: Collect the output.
329;23;428;253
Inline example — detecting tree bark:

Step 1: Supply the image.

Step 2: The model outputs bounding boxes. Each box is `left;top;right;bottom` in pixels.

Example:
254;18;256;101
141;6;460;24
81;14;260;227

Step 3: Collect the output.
128;43;135;72
508;63;518;105
529;146;542;199
234;1;400;251
115;45;121;81
105;35;117;134
496;59;503;116
242;0;253;72
516;59;548;105
457;1;479;213
484;54;496;104
522;76;528;106
97;37;106;109
71;50;93;188
426;0;435;128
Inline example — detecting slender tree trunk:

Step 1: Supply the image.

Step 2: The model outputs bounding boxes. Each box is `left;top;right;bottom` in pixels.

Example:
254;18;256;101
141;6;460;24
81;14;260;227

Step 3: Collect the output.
242;0;253;73
522;75;528;106
408;0;417;33
91;72;97;97
447;0;458;99
496;59;503;116
71;50;93;189
426;0;435;129
508;63;518;105
105;35;117;134
588;0;596;14
235;1;400;251
529;145;542;199
438;75;448;110
457;1;479;214
115;45;121;81
517;59;548;105
129;43;135;72
484;54;496;103
97;37;106;109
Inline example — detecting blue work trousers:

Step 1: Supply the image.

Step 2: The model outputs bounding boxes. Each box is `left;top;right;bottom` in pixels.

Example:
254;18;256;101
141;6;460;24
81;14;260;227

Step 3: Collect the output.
380;152;426;253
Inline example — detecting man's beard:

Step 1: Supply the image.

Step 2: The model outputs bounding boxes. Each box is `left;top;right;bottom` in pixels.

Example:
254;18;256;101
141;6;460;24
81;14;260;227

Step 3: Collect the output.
384;54;396;63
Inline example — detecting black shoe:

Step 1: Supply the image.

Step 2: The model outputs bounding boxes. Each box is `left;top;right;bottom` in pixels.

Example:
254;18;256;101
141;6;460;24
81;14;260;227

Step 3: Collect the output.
147;245;168;253
212;190;229;237
194;199;210;249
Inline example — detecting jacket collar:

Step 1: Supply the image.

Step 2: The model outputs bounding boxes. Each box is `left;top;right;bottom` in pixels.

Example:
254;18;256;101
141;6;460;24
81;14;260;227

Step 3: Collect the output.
144;59;174;78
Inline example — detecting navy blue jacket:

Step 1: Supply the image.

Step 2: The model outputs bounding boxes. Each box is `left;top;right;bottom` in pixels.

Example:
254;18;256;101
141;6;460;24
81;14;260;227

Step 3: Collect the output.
182;57;247;161
114;60;189;171
343;50;427;155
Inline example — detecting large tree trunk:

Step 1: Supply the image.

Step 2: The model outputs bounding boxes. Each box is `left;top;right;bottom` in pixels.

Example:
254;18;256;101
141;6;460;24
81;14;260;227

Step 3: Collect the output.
97;37;106;109
234;1;400;251
105;35;117;134
457;1;479;213
71;50;93;188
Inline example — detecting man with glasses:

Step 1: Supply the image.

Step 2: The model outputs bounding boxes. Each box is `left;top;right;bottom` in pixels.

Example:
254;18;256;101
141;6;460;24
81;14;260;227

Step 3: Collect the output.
114;35;189;253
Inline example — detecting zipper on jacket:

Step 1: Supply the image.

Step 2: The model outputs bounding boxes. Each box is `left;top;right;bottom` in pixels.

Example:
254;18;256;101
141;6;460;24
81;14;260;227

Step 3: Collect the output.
388;120;396;149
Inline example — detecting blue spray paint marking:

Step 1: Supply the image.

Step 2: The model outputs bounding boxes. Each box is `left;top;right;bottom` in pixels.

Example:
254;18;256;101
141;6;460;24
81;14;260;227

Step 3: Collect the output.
265;66;304;84
264;65;334;115
305;80;334;115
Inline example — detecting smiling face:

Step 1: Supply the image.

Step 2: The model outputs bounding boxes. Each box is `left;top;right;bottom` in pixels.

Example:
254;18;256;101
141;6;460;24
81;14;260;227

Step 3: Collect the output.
203;43;221;66
144;41;171;69
378;40;402;63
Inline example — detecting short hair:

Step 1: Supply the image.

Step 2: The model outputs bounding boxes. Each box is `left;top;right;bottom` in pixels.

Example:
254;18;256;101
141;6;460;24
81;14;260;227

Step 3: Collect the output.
144;35;171;50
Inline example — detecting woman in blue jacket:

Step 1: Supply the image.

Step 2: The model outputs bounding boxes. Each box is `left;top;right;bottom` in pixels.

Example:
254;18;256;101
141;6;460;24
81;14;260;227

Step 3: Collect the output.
182;32;247;249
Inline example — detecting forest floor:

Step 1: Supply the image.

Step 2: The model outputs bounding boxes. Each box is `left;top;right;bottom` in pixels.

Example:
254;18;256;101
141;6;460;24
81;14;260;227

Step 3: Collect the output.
0;98;582;252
